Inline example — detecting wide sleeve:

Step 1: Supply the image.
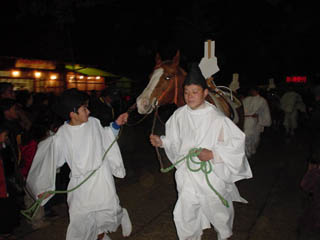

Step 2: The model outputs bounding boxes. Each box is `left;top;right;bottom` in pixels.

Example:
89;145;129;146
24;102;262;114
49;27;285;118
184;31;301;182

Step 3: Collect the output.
26;136;65;206
212;117;252;183
102;126;126;178
161;114;183;167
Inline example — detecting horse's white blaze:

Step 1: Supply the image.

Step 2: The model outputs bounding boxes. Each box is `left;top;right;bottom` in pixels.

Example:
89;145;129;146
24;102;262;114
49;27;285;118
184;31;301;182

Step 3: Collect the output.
136;68;163;114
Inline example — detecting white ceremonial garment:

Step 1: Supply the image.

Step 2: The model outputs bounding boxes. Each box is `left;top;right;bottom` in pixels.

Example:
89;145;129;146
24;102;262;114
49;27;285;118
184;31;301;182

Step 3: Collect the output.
26;117;130;240
243;95;271;158
160;101;252;240
280;91;306;134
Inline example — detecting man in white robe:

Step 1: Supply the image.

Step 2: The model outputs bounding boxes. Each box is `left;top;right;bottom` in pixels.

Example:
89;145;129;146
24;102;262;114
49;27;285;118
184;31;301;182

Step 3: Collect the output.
26;89;132;240
243;87;271;158
280;85;306;136
150;64;252;240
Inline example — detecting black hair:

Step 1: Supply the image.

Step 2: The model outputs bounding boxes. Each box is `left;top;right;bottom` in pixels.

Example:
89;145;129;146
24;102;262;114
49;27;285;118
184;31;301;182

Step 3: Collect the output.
183;63;207;90
52;88;89;120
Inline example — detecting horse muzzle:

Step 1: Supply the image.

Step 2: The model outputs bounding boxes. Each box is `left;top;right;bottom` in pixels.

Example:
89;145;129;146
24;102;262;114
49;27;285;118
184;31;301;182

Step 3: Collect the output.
136;97;157;114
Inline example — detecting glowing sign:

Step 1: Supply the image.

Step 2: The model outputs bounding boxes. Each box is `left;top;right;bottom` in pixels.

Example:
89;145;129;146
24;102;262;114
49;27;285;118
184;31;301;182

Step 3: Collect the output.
286;76;307;83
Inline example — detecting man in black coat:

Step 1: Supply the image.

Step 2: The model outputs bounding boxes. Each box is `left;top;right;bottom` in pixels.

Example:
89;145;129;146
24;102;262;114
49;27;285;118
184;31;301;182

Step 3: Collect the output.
89;87;121;127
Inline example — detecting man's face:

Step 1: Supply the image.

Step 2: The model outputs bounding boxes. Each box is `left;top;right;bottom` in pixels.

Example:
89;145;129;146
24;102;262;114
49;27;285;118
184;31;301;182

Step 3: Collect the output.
184;84;208;109
249;89;258;96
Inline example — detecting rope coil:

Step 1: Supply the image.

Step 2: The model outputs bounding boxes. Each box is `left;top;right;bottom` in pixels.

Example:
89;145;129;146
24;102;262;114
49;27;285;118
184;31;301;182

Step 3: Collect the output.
160;148;229;208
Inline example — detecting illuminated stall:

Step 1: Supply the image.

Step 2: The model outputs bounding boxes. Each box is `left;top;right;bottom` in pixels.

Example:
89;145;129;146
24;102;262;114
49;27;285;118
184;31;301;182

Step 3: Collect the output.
0;57;118;94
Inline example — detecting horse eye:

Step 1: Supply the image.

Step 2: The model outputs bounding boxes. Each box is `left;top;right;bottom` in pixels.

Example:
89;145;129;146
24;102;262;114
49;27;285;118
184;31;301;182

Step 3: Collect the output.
165;76;171;81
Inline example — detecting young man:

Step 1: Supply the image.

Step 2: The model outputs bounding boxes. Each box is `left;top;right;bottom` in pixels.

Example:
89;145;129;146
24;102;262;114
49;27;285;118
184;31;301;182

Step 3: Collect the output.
26;89;132;240
150;64;252;240
280;84;306;137
242;86;271;158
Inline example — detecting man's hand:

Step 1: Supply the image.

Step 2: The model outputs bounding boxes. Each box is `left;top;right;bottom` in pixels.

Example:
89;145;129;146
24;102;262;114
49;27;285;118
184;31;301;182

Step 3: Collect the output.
150;134;163;147
198;148;214;162
38;192;52;199
115;112;129;126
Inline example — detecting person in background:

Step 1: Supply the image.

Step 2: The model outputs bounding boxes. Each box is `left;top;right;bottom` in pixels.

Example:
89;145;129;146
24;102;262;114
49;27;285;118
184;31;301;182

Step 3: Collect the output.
0;122;20;240
89;87;121;127
0;98;25;197
0;82;32;131
299;156;320;239
280;84;306;137
242;86;272;158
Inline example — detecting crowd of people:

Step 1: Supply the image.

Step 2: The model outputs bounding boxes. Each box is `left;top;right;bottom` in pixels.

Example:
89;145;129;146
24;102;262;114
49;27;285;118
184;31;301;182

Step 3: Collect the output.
0;76;320;239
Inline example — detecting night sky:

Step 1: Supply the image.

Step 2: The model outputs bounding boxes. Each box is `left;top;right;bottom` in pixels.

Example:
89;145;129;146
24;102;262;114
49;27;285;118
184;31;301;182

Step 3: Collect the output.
1;0;320;85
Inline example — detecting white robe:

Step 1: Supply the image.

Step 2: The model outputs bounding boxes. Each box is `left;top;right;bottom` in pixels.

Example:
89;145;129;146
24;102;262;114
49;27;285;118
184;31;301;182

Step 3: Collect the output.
280;91;306;133
243;95;271;158
26;117;129;240
160;101;252;240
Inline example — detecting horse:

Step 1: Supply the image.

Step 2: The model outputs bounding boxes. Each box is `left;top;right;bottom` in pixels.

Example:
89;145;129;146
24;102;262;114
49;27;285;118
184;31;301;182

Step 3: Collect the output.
136;51;244;129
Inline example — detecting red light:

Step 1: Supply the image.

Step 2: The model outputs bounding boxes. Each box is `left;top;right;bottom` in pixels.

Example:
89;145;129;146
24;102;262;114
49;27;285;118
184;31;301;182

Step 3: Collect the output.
286;76;307;83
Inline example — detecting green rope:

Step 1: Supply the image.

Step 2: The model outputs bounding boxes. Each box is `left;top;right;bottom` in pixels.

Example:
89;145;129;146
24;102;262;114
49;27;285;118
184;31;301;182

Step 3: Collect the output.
21;129;120;221
160;148;229;208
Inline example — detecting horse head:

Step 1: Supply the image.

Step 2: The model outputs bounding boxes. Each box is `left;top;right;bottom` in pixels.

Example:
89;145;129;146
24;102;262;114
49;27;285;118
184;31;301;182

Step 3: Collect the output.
136;51;186;114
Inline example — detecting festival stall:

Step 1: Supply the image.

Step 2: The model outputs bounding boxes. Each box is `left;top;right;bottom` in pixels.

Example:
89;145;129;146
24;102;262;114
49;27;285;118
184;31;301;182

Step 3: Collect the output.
0;57;119;94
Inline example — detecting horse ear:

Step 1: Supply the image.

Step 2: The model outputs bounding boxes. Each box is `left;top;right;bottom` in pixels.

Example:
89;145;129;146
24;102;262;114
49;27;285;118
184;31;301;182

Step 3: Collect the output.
172;50;180;66
155;53;162;66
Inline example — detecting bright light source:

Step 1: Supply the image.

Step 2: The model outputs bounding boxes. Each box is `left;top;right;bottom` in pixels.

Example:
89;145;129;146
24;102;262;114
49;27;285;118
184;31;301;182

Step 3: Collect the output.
79;75;84;79
96;76;101;80
11;70;21;77
34;71;42;78
50;74;58;80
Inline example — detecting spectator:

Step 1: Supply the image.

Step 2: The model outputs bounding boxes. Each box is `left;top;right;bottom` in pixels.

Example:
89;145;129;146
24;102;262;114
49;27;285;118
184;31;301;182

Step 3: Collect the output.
0;82;32;131
89;87;119;127
0;98;25;194
0;122;20;240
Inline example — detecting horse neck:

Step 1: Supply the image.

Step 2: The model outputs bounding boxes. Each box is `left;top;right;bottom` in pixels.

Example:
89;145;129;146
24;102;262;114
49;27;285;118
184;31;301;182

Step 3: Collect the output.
175;71;186;107
157;67;185;108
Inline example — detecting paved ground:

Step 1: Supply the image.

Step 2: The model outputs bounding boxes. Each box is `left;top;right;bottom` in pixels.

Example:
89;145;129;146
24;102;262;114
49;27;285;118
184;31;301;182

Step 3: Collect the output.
13;117;310;240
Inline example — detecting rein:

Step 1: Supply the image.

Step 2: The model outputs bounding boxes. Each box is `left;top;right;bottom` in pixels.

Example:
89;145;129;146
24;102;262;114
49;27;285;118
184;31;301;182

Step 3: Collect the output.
157;74;179;106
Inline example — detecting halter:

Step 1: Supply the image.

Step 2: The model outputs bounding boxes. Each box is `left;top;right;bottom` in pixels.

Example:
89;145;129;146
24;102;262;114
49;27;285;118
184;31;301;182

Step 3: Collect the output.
156;73;179;106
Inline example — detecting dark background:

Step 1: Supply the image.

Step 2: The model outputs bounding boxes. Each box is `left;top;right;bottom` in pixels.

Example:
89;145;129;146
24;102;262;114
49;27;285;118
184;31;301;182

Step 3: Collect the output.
1;0;319;86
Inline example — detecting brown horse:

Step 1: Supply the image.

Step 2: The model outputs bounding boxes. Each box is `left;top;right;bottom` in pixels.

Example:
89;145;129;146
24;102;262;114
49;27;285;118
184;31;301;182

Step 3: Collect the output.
136;51;244;129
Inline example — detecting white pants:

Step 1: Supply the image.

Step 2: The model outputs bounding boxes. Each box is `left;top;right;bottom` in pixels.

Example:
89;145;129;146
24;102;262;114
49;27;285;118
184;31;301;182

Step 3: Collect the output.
66;207;129;240
283;111;298;133
173;191;233;240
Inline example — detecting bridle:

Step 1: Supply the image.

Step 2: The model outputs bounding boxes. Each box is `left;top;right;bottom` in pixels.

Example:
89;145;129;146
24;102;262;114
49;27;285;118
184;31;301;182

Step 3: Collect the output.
156;73;180;107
